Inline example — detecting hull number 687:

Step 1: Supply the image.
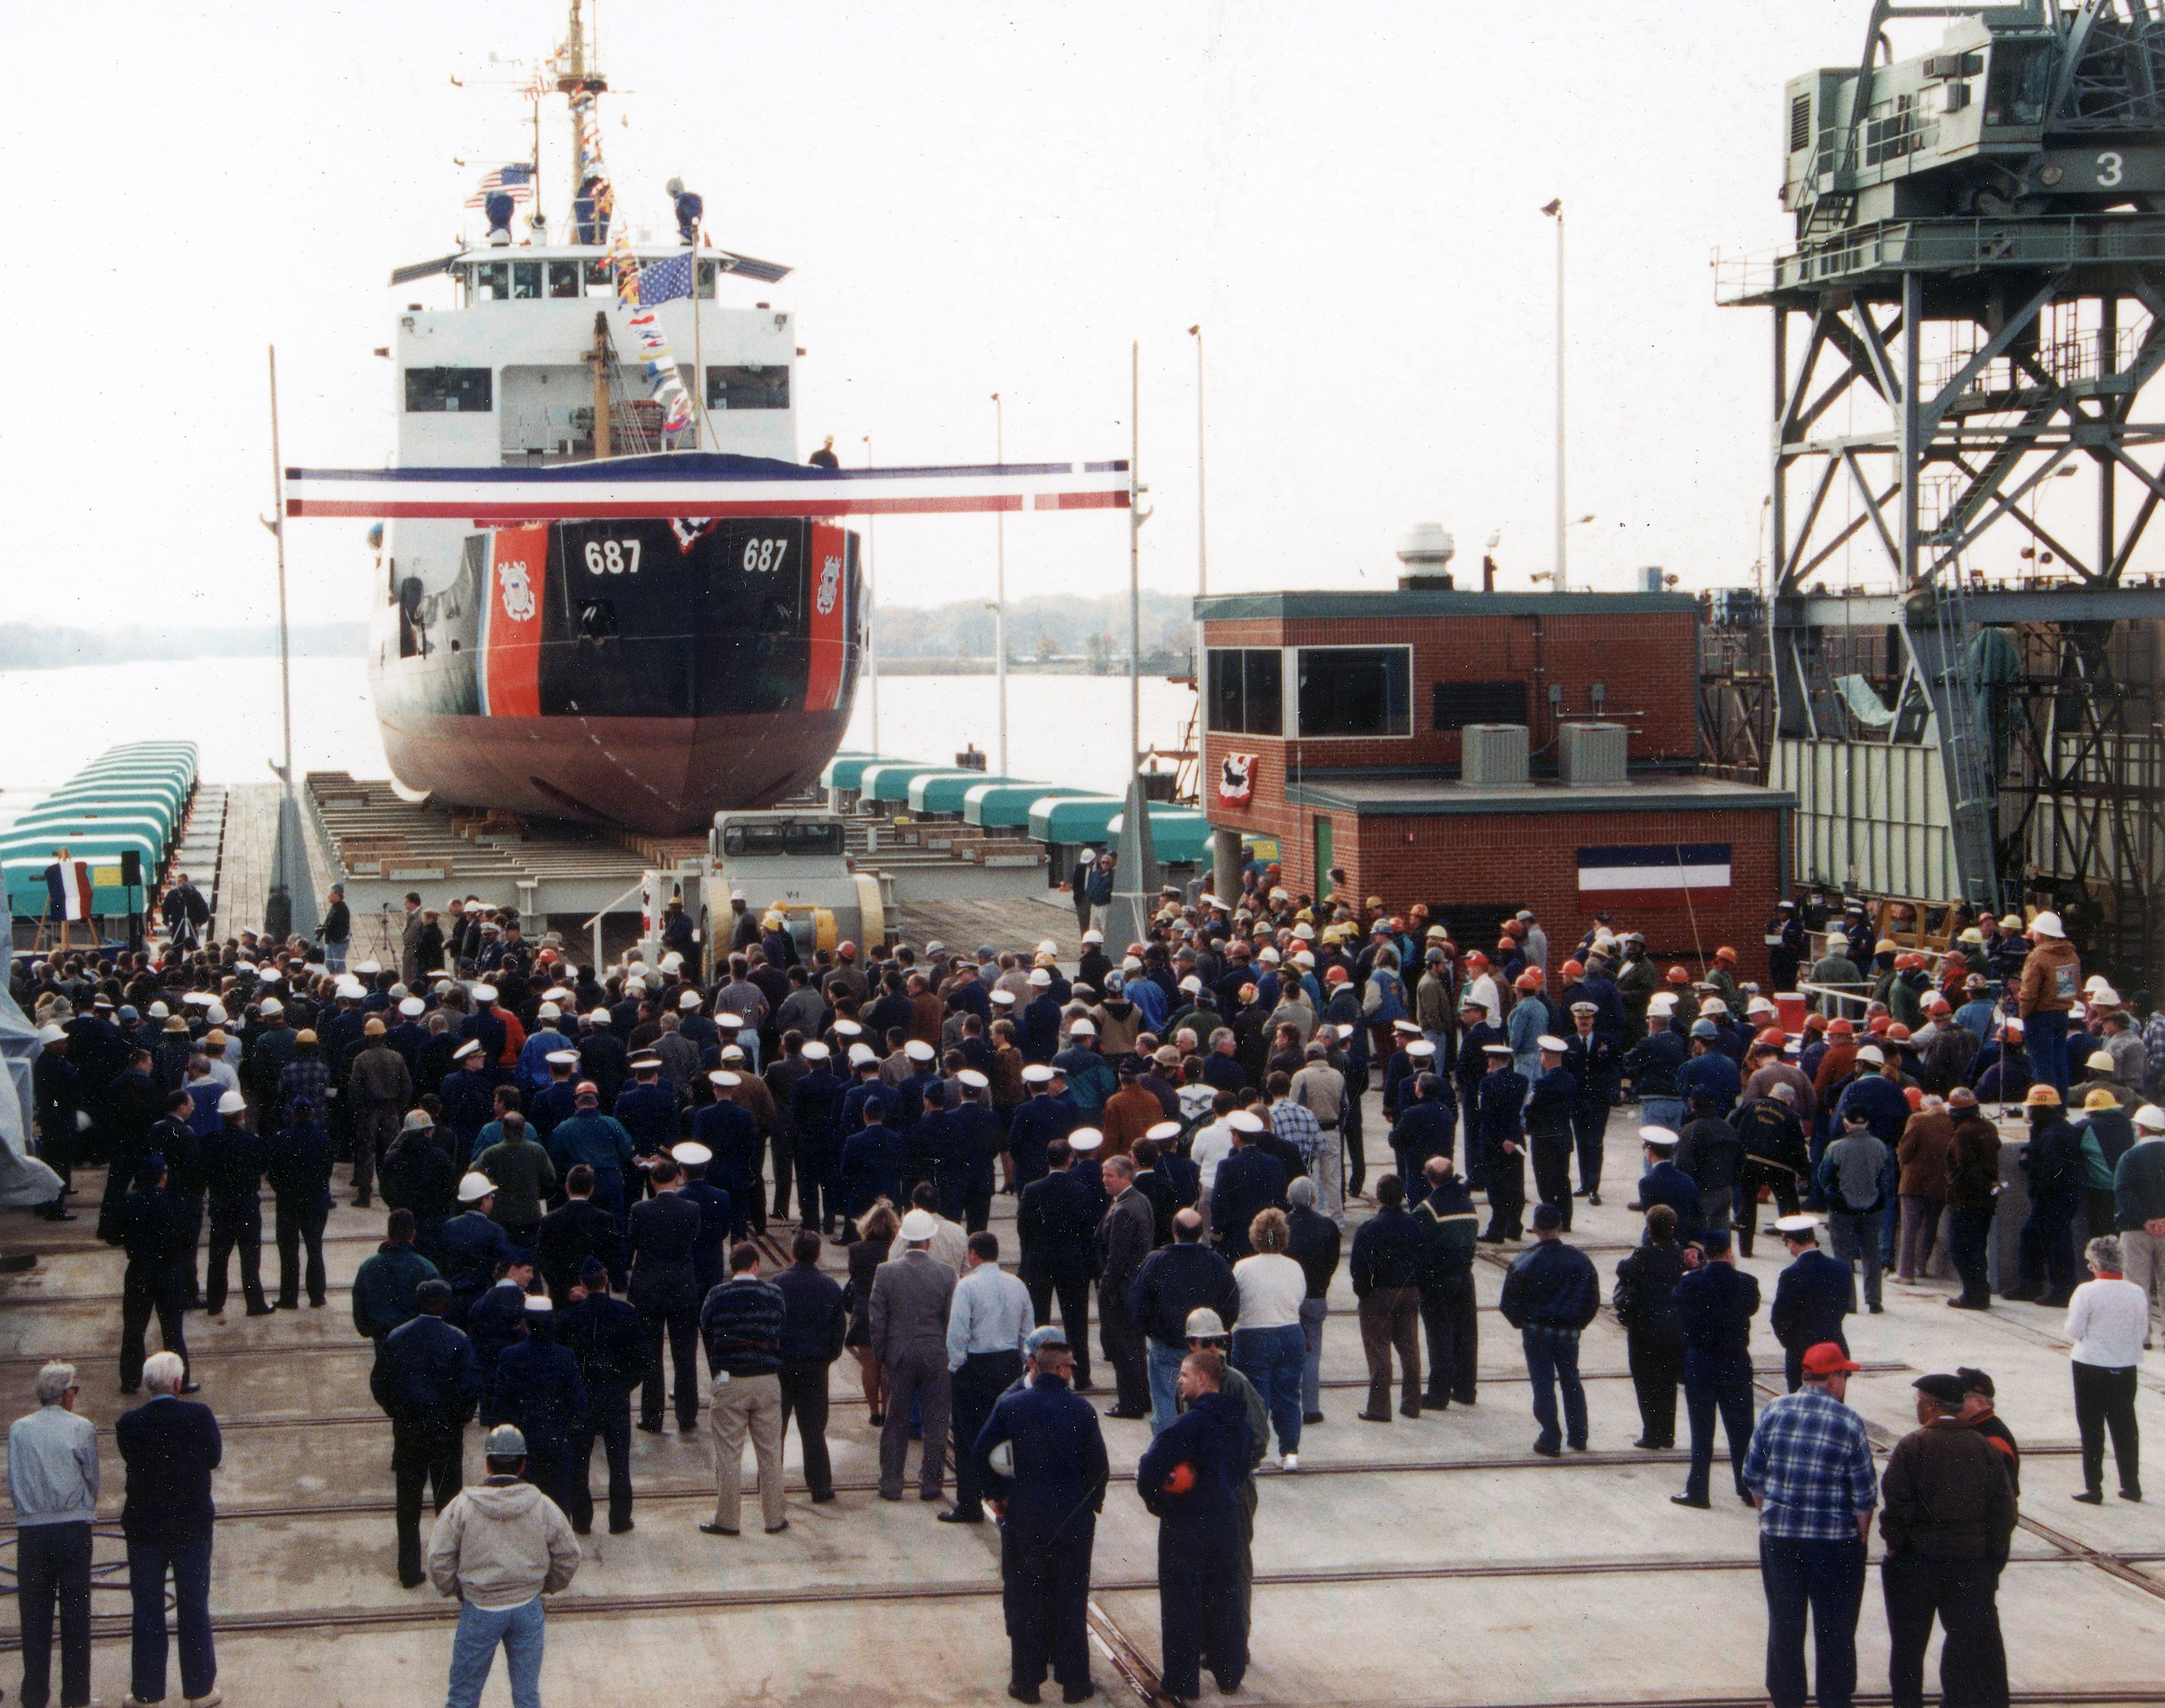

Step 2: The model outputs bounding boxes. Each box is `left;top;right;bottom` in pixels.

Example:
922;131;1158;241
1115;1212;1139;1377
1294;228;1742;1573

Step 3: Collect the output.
583;539;642;575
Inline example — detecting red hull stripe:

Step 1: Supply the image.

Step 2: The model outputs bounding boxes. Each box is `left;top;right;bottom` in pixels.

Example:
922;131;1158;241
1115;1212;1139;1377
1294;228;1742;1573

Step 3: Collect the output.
479;525;550;718
804;522;847;712
291;489;1128;520
285;458;1132;521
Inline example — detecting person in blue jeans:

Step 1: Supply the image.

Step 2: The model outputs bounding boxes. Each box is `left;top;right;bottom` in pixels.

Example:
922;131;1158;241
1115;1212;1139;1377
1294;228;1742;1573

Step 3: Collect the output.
1496;1203;1601;1453
428;1423;583;1708
115;1349;221;1708
1230;1210;1309;1470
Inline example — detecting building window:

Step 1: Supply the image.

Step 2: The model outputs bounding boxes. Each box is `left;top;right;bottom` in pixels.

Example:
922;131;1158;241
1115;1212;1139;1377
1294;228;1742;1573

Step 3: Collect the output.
1432;679;1529;731
1207;649;1283;736
406;367;493;413
511;261;543;300
547;262;583;298
474;261;509;301
1296;647;1410;737
705;366;790;410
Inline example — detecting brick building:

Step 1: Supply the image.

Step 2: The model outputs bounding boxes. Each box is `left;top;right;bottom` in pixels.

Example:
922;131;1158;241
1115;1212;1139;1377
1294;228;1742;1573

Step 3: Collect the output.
1195;589;1797;979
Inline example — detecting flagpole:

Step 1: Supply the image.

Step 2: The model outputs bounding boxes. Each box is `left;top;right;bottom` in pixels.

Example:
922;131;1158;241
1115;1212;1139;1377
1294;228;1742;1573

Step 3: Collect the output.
690;237;708;451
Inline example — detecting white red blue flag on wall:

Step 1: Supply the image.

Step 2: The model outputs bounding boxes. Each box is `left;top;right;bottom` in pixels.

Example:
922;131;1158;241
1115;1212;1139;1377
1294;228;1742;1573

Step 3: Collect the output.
1576;844;1731;911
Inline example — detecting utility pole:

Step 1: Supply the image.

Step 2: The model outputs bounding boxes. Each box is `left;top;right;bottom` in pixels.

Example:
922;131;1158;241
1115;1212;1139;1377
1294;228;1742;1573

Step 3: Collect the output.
993;393;1007;775
1128;341;1149;778
263;345;316;941
1542;199;1568;590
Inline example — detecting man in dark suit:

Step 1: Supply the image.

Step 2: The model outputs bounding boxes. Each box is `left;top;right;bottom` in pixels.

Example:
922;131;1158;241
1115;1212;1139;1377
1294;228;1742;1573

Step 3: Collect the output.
1098;1156;1157;1419
535;1164;623;1302
560;1259;646;1535
1769;1215;1853;1391
1210;1115;1287;1260
626;1156;704;1432
371;1278;483;1586
1018;1139;1102;1391
492;1296;588;1520
116;1156;195;1395
1671;1228;1762;1508
116;1350;222;1706
773;1227;847;1505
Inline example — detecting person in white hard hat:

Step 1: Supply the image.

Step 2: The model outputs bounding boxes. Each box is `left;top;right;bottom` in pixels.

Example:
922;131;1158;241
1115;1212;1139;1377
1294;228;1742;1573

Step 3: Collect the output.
868;1207;959;1503
2016;910;2081;1098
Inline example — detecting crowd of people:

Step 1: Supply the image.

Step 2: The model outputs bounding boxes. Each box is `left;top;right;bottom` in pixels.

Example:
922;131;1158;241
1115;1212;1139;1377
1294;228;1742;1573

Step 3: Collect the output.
7;869;2163;1707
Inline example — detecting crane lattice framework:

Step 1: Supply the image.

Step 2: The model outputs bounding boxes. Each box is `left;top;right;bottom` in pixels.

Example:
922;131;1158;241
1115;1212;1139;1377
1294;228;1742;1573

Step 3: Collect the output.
1720;0;2165;982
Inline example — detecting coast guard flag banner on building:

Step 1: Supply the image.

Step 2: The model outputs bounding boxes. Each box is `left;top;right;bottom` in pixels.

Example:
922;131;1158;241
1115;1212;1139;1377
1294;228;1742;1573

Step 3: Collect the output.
1576;845;1731;911
44;860;92;921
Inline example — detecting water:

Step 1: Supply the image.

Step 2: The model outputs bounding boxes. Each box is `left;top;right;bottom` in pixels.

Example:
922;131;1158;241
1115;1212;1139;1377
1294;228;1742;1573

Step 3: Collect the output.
0;658;1196;800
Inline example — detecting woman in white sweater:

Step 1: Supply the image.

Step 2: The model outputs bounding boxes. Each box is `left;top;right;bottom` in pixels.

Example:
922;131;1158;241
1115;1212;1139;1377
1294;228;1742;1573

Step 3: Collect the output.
2065;1234;2147;1504
1232;1209;1310;1473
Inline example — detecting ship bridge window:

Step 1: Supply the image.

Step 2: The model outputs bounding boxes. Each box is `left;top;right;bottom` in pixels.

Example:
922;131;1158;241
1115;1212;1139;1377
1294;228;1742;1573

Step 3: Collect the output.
706;366;790;410
547;262;582;298
696;261;718;300
406;367;493;412
721;820;844;858
512;261;542;300
475;261;509;301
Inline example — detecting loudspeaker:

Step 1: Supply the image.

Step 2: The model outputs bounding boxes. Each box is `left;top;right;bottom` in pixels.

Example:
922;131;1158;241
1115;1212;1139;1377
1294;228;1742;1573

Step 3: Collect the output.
121;849;143;886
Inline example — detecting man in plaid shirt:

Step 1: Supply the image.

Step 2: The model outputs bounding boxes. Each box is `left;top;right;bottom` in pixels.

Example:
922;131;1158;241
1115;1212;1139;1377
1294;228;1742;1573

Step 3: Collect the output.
1743;1342;1877;1708
1268;1082;1323;1172
276;1030;333;1135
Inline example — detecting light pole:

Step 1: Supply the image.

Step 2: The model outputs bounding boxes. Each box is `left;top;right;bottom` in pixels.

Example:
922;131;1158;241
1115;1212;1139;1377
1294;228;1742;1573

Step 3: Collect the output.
862;432;879;752
1188;324;1206;691
992;392;1007;775
1542;199;1568;590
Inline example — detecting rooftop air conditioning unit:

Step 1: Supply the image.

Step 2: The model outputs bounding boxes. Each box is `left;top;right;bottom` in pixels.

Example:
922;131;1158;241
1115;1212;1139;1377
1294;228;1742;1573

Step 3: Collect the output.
1461;723;1529;786
1559;721;1629;786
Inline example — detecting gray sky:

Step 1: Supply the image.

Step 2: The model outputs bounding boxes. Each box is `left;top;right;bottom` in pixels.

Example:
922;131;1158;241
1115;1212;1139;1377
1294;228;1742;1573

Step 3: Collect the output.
12;1;1906;633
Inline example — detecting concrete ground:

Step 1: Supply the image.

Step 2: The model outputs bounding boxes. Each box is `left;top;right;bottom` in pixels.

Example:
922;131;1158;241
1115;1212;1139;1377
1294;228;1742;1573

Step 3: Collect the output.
3;1096;2162;1708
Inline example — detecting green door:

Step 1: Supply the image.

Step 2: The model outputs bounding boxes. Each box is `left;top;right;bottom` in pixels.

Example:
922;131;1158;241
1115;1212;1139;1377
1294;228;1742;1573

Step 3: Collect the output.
1314;816;1333;900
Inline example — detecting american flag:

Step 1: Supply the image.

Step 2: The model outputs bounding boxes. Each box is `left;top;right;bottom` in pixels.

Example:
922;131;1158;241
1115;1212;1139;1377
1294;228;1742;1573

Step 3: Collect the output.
465;163;535;208
639;252;694;305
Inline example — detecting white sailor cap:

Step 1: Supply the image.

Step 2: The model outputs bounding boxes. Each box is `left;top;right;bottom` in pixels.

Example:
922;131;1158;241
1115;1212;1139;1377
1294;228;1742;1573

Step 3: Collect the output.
524;1294;554;1315
1405;1040;1436;1058
1227;1111;1266;1133
1067;1127;1104;1152
708;1070;742;1088
991;990;1017;1006
721;1045;745;1063
1538;1035;1568;1052
672;1141;713;1165
905;1039;936;1062
957;1069;989;1089
1146;1121;1183;1141
1481;1042;1512;1056
1640;1126;1680;1149
714;1012;742;1029
452;1040;482;1061
847;1043;876;1066
354;961;381;975
1022;1064;1056;1084
472;984;498;1003
833;1019;864;1036
400;997;425;1017
545;1049;580;1067
1774;1214;1821;1235
537;1003;560;1020
800;1041;831;1061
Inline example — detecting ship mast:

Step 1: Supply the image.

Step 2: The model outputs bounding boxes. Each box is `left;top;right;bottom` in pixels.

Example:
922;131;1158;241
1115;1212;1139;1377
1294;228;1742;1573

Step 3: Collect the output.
559;0;603;209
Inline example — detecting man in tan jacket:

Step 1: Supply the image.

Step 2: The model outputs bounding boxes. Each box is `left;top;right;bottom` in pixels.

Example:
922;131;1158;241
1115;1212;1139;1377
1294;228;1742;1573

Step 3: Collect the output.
2016;909;2081;1099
